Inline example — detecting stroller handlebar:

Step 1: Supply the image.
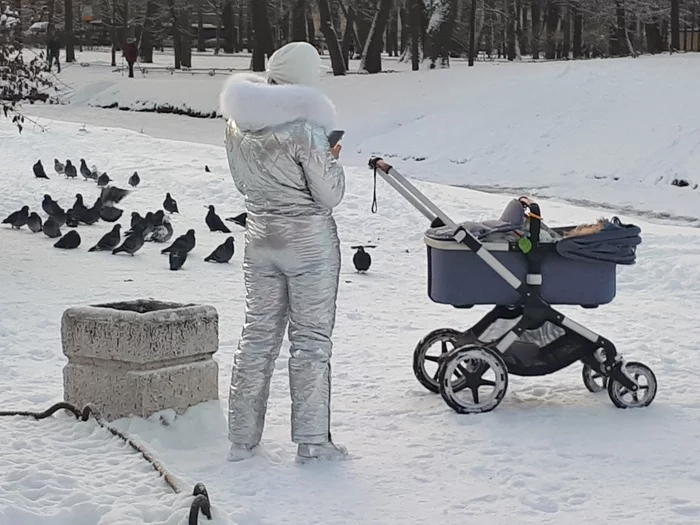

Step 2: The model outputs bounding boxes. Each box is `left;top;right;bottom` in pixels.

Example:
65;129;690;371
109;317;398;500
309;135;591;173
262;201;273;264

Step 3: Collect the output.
518;197;541;245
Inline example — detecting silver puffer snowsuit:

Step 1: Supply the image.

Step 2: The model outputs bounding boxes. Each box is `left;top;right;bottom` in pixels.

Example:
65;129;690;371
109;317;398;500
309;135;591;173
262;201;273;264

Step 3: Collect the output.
220;73;345;446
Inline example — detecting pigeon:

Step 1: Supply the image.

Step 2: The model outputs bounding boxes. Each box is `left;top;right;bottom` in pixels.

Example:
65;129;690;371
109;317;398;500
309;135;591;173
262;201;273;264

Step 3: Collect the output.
205;236;235;263
54;230;81;249
64;160;77;179
2;205;29;229
130;211;143;229
100;205;123;222
27;212;43;233
163;193;179;214
127;211;155;240
54;158;65;175
80;159;93;180
151;215;173;243
89;224;121;252
42;194;61;216
128;172;140;187
100;186;130;207
169;250;188;271
205;205;231;233
112;229;144;256
43;217;62;238
65;209;80;228
51;207;67;227
205;165;211;173
79;204;101;225
97;173;111;187
352;246;372;273
33;160;49;179
225;212;247;228
73;194;87;214
161;229;195;254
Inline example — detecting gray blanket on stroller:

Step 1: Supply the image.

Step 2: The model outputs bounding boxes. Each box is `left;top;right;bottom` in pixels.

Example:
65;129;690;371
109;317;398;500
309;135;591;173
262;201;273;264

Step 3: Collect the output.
426;199;525;241
556;217;641;265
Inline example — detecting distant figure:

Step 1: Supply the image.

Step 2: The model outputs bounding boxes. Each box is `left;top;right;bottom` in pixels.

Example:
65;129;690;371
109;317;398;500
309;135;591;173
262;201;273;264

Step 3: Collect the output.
47;33;61;73
123;38;138;78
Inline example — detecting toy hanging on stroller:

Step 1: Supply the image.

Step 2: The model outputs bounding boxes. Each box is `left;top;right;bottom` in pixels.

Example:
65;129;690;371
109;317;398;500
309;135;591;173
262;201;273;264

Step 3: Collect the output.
368;157;656;414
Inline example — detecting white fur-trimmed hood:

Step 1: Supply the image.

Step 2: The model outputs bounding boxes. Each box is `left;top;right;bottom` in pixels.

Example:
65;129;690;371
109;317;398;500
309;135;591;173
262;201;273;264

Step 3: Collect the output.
218;73;337;132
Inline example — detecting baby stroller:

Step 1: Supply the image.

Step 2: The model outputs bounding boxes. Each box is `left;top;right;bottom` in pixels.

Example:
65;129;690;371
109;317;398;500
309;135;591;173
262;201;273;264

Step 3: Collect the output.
368;157;657;414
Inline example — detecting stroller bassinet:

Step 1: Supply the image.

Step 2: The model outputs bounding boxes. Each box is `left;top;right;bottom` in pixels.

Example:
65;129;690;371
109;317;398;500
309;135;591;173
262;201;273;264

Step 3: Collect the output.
367;156;656;414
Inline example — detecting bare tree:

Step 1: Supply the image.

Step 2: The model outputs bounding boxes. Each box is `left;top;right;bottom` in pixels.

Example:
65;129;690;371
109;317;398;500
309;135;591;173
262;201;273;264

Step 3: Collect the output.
250;0;274;71
64;0;75;61
360;0;392;73
318;0;346;74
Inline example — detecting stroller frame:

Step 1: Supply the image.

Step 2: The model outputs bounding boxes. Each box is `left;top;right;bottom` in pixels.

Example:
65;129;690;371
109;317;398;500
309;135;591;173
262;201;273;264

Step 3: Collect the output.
368;157;657;413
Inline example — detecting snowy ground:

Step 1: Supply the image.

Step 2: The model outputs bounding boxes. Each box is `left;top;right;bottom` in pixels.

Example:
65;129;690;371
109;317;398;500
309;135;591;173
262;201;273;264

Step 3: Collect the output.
3;51;700;524
3;116;700;524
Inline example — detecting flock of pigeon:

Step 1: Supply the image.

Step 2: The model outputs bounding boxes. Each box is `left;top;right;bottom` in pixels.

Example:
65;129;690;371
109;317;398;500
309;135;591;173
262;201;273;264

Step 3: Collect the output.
2;158;244;271
3;158;377;273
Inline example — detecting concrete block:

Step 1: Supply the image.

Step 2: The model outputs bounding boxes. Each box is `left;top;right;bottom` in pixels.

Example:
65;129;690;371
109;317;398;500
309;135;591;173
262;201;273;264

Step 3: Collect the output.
61;298;220;421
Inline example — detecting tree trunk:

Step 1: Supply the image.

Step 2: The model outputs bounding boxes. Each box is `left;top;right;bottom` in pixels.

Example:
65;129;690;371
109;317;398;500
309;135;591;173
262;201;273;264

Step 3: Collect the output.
318;0;346;74
168;0;182;68
468;0;477;65
64;0;75;62
214;0;222;54
409;0;421;69
360;0;393;73
251;0;275;71
341;4;356;67
139;0;156;62
671;0;680;52
197;2;206;51
110;0;117;66
561;3;569;58
388;6;399;56
530;0;540;59
292;0;308;41
426;0;456;67
612;1;627;57
399;6;409;55
307;14;316;46
544;1;557;59
507;0;516;60
223;0;234;52
181;5;192;67
572;1;582;58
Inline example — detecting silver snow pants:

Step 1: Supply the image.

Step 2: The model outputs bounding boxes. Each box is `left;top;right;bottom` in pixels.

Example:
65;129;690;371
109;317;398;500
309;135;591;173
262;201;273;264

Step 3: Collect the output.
228;212;341;446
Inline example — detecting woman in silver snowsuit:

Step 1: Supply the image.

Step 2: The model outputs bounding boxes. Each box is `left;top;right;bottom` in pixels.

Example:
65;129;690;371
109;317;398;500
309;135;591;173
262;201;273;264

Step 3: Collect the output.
219;42;347;462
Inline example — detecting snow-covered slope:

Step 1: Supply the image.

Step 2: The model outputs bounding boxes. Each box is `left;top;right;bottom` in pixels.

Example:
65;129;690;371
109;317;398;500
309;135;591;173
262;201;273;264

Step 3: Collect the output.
2;119;700;524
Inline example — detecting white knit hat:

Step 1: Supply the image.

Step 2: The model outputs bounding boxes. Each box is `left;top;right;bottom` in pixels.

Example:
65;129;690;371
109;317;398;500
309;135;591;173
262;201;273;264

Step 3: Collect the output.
266;42;322;87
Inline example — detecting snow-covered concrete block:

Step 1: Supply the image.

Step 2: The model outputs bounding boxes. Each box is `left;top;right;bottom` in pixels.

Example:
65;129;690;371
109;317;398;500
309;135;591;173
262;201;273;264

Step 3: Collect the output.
61;298;219;422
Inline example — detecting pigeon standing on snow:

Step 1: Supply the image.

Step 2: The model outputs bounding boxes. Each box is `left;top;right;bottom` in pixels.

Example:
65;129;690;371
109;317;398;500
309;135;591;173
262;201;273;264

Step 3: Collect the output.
352;246;373;273
225;212;247;228
100;205;123;222
80;159;93;180
2;205;29;229
130;211;142;229
161;229;195;254
205;205;231;233
128;172;140;187
169;250;188;271
127;211;155;240
112;229;145;256
205;237;235;263
54;159;65;175
151;214;173;243
54;230;81;249
163;193;179;214
89;224;122;252
65;209;80;228
43;217;62;238
97;173;111;187
64;160;77;179
33;160;49;179
27;212;43;233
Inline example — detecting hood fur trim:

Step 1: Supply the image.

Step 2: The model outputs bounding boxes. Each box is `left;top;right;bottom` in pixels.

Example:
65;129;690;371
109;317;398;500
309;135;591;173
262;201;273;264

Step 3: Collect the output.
219;73;336;132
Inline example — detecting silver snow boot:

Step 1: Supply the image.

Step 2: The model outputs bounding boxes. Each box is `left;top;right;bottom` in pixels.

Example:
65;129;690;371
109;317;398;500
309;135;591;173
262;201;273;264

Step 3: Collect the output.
228;443;256;462
296;442;349;463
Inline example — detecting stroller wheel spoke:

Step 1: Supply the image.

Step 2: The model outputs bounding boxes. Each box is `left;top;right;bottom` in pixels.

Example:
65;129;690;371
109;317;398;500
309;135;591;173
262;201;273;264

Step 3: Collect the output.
470;386;480;404
479;379;496;387
424;355;440;363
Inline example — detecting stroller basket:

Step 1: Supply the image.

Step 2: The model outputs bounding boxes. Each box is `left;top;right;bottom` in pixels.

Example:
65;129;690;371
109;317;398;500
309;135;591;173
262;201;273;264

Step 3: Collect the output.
425;236;616;308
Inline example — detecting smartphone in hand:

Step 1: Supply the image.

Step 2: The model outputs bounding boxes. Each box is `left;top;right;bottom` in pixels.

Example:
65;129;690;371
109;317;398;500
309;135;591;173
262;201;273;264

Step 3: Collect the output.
328;130;345;148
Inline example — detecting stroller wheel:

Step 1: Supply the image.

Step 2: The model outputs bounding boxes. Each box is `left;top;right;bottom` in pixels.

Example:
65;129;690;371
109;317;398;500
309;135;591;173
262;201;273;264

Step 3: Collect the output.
582;364;608;393
438;346;508;414
413;328;463;393
607;362;657;409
